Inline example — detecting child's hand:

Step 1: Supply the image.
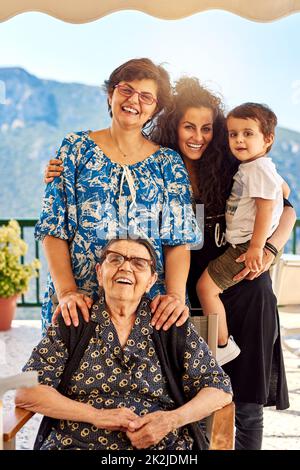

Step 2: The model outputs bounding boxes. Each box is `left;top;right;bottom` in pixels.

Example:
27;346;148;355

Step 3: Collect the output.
44;158;63;183
244;246;264;272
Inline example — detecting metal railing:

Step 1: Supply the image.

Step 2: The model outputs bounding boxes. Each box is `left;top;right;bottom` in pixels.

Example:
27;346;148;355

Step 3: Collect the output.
1;217;300;308
0;219;42;307
292;218;300;254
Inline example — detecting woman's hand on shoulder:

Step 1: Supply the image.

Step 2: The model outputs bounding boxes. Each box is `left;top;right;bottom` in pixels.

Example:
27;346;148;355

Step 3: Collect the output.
233;249;275;281
44;158;63;183
52;290;93;326
150;293;189;331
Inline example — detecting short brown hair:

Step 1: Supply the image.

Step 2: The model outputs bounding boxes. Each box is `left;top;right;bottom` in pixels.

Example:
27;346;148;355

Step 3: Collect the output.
103;58;172;126
227;102;277;152
99;237;157;273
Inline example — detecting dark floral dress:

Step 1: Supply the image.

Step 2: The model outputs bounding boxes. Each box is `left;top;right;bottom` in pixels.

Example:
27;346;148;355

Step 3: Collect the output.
23;297;232;450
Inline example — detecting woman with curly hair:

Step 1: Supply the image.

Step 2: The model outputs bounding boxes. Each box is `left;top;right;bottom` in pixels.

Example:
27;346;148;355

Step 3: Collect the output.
151;78;237;309
150;76;294;450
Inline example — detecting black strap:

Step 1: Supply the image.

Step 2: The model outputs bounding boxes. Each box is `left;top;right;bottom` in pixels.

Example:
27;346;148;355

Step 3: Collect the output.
152;324;187;405
152;323;209;451
33;313;96;449
283;197;293;208
57;314;96;394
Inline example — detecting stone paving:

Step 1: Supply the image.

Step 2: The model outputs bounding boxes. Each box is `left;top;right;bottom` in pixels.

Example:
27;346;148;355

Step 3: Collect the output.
263;310;300;450
1;315;299;450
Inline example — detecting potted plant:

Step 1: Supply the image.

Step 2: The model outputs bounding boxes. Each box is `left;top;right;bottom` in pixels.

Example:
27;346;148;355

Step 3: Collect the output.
0;220;41;330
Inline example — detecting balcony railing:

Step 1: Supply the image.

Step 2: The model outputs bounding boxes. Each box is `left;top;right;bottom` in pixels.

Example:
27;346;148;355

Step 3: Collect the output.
292;217;300;254
0;219;42;307
1;218;300;308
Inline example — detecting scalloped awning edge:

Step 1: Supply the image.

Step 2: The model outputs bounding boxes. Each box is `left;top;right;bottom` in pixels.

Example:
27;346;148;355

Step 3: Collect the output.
1;0;300;24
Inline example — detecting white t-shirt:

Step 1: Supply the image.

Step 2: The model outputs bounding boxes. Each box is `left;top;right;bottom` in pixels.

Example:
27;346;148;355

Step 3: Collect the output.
225;157;283;245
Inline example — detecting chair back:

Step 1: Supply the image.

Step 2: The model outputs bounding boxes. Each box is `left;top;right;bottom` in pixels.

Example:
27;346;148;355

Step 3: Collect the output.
271;254;300;306
190;310;218;357
190;311;219;440
271;254;300;357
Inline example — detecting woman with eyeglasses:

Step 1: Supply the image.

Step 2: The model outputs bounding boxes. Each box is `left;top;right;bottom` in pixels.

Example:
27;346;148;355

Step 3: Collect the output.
36;58;201;333
18;238;232;450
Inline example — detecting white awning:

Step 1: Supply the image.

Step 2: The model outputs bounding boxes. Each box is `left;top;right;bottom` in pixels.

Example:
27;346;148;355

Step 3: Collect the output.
1;0;300;24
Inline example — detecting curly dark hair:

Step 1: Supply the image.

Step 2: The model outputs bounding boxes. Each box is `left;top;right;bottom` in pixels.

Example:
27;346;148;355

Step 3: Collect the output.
150;77;238;215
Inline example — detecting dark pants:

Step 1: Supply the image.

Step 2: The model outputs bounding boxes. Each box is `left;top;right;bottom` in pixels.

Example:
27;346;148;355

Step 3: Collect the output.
235;402;264;450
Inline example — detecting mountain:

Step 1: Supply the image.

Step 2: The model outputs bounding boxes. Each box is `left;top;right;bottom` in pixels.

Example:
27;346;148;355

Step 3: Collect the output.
271;127;300;213
0;67;109;217
0;67;299;219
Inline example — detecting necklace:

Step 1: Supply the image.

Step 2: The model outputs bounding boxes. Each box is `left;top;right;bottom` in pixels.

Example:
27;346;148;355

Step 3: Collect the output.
109;128;144;159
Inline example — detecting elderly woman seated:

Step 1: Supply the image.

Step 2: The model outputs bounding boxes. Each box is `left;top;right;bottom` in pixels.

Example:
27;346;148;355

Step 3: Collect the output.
16;238;232;450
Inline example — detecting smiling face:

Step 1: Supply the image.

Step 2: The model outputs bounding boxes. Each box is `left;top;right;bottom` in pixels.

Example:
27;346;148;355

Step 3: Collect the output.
227;116;274;162
96;240;157;304
109;79;158;130
177;107;214;161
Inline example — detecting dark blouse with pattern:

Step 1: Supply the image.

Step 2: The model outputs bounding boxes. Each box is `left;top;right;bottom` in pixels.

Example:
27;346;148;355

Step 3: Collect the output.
23;297;232;450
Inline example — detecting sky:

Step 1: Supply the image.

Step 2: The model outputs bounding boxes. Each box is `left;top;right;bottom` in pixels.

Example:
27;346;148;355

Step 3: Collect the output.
1;9;300;131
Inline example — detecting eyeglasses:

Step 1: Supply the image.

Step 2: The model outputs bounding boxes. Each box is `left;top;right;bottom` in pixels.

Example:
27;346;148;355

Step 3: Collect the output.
114;84;158;106
104;250;154;272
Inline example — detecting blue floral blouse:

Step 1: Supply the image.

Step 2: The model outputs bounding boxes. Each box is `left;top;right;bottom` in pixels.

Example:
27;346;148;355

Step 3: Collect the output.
35;131;202;330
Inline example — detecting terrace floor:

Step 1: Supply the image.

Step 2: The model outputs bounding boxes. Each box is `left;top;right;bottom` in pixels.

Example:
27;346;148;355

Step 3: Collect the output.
1;311;299;450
